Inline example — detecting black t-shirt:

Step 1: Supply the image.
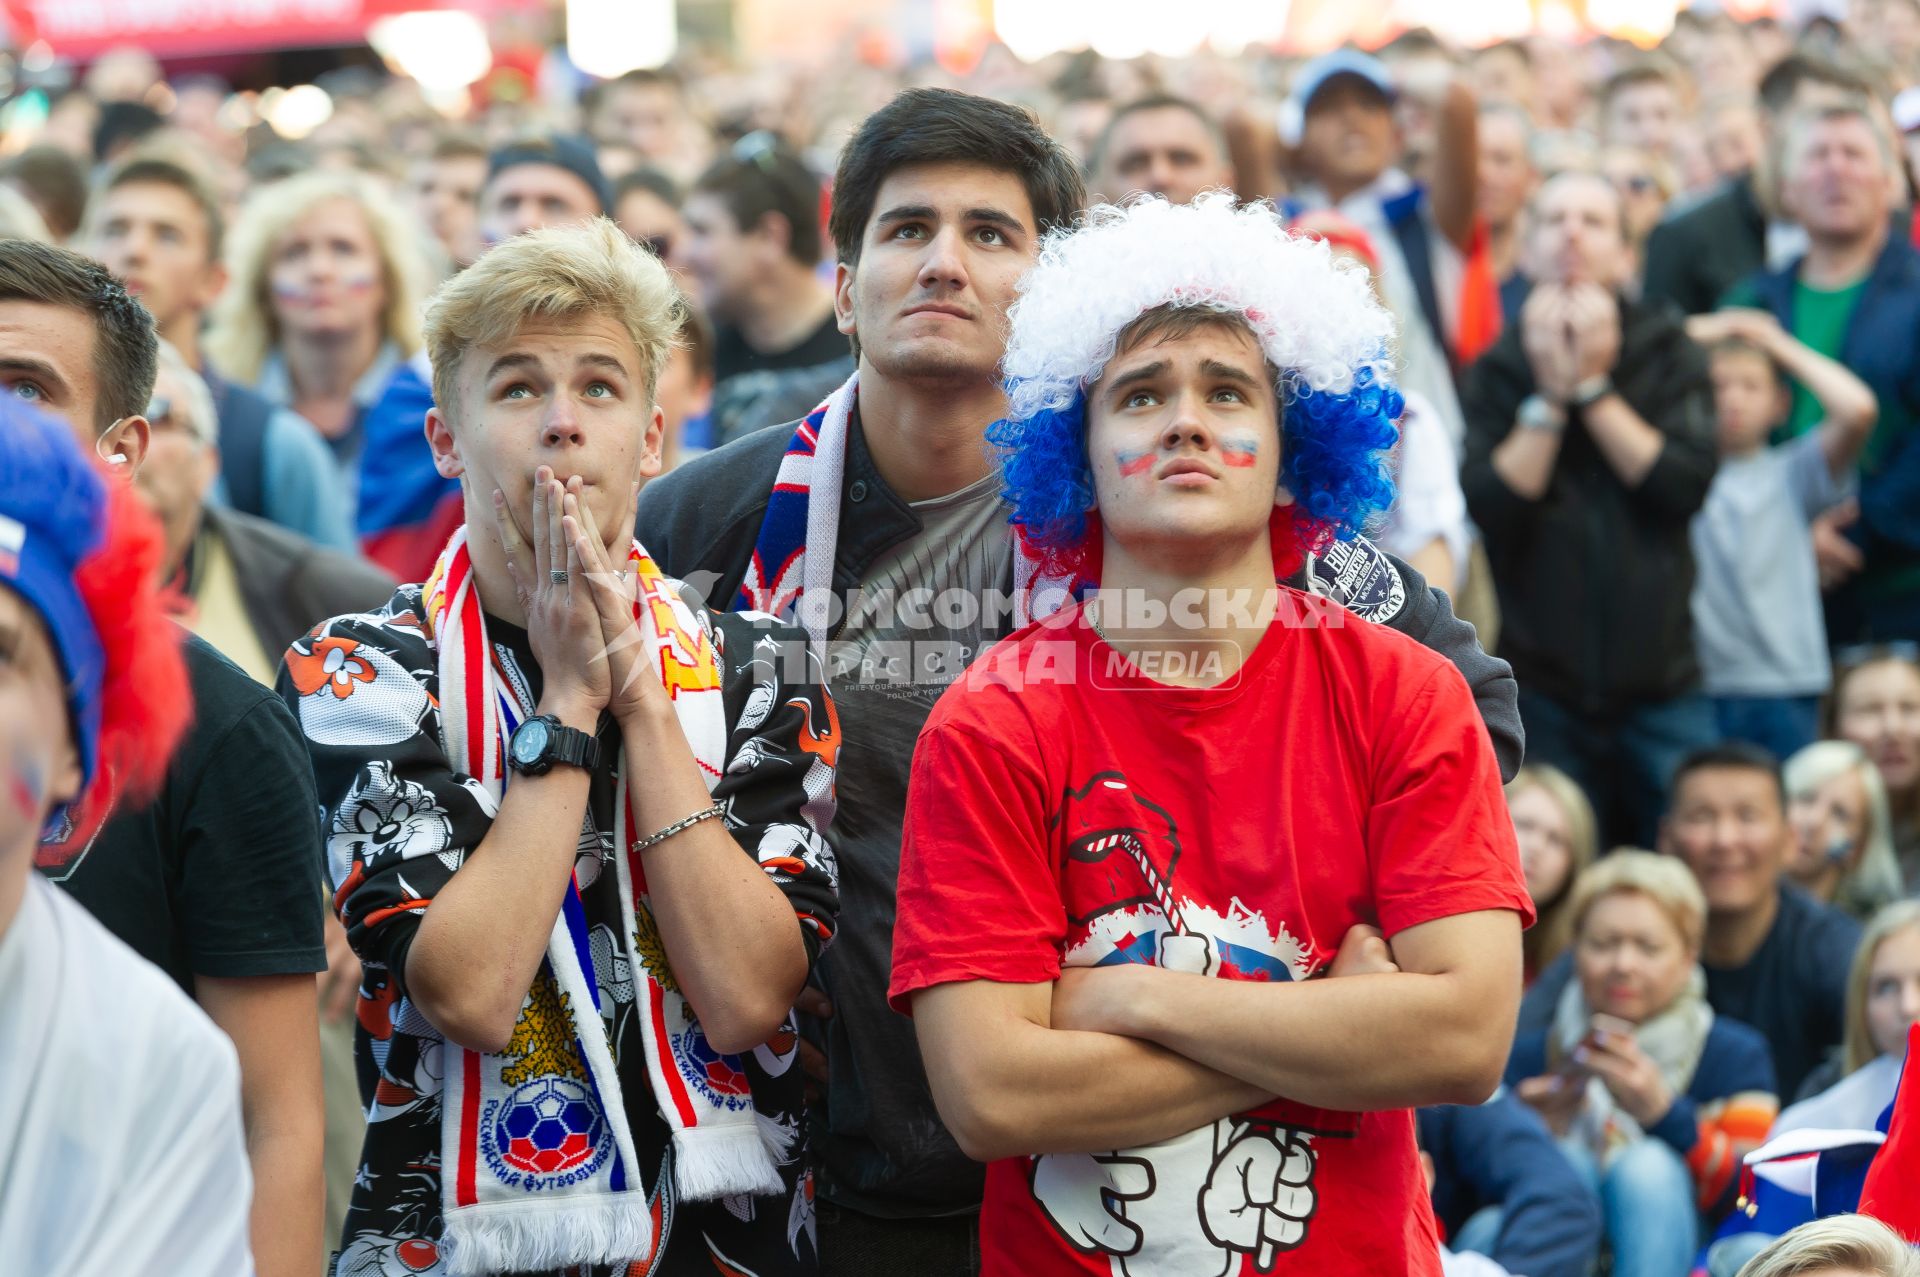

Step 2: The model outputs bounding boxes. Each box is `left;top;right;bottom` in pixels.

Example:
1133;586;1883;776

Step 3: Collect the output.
40;633;327;993
1703;884;1862;1099
712;309;849;387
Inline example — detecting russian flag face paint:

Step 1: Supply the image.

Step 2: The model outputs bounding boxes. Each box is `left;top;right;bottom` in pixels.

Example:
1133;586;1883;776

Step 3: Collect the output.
1220;437;1261;468
1116;449;1156;478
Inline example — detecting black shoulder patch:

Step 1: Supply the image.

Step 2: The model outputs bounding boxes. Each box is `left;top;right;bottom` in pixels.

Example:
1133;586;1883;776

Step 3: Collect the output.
1308;538;1407;624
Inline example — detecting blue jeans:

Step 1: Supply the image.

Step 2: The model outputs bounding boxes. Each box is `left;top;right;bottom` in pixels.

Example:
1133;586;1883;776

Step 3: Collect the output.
1710;695;1820;766
1706;1231;1775;1277
1568;1139;1698;1277
1518;689;1720;850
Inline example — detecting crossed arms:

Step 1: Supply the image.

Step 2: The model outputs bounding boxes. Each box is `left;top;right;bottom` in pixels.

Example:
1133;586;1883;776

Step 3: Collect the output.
911;910;1522;1162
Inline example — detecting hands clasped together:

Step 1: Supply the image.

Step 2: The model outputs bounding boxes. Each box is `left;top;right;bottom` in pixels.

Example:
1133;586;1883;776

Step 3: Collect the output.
1520;282;1621;405
494;465;661;727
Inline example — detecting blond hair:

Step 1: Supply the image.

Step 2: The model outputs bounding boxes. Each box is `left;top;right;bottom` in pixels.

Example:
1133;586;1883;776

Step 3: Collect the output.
203;171;427;383
1845;899;1920;1074
422;218;681;420
1566;850;1708;955
1508;764;1599;975
1785;740;1903;921
1738;1214;1920;1277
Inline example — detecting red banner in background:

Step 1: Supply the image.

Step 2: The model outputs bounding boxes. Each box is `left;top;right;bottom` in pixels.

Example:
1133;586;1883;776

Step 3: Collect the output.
0;0;526;61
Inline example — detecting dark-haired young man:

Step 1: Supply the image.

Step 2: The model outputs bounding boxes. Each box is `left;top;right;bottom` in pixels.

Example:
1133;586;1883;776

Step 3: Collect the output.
679;134;852;444
1091;94;1234;205
87;153;353;549
638;87;1523;1272
0;238;325;1277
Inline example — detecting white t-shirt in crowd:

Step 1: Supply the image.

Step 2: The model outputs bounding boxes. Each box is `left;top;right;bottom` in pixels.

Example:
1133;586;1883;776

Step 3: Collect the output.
0;874;253;1276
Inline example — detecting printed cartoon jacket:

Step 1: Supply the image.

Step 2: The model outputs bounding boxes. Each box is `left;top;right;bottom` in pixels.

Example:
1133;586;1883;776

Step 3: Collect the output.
279;582;839;1277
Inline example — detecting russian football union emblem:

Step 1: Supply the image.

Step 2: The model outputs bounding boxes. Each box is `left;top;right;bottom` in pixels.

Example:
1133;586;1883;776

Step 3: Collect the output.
488;1077;609;1180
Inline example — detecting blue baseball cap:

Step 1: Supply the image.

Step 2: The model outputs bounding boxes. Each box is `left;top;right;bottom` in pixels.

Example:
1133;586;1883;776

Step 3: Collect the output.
1291;48;1398;116
0;397;107;789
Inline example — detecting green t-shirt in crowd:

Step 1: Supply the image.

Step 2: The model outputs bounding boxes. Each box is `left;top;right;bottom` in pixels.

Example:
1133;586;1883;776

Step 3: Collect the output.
1781;277;1869;439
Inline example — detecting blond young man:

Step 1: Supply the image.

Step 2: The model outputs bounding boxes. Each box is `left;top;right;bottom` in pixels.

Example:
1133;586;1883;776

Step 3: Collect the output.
281;220;839;1276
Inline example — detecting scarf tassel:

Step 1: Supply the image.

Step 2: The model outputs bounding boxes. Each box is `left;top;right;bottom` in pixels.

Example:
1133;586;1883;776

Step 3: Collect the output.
443;1192;656;1277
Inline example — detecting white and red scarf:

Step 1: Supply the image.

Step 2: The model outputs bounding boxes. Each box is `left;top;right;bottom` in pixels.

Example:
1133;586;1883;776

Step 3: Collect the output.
736;372;1082;652
423;525;781;1276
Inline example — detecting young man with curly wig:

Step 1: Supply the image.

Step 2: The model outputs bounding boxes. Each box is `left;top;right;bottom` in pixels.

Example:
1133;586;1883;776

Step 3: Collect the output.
636;87;1525;1274
889;194;1534;1275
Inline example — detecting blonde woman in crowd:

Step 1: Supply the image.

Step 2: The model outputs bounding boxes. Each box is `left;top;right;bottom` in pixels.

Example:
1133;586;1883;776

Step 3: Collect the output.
1783;741;1906;920
1779;901;1920;1124
204;170;429;500
1509;852;1778;1277
1508;764;1600;984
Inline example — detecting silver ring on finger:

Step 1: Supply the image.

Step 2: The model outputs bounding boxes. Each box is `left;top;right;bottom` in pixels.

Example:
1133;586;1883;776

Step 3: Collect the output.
550;570;569;584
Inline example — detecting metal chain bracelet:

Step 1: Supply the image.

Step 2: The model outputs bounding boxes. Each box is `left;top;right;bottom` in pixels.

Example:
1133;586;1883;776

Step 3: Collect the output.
629;803;726;854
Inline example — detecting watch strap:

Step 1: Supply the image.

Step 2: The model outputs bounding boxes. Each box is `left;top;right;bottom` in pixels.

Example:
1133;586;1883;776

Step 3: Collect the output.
1519;393;1567;433
1570;374;1614;409
546;723;600;771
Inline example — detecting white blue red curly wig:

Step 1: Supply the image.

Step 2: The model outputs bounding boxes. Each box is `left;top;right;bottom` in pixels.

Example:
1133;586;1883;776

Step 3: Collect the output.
988;192;1404;562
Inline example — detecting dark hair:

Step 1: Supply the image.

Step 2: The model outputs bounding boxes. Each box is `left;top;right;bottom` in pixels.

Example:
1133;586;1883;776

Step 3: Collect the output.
1602;62;1678;110
1670;742;1786;810
1707;335;1787;385
691;133;822;265
100;155;226;261
828;87;1085;267
0;239;157;432
486;134;611;214
1092;94;1226;174
0;146;88;241
1758;54;1870;118
615;165;682;209
93;101;166;165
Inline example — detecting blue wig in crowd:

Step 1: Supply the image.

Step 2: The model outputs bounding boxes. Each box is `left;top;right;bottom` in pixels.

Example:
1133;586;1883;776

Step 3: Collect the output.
986;193;1405;574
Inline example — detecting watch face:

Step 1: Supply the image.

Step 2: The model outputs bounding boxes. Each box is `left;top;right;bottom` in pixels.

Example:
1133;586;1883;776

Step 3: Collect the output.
511;718;550;766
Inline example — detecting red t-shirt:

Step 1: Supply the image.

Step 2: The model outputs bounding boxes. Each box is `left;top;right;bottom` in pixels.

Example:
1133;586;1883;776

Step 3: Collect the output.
890;594;1532;1276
